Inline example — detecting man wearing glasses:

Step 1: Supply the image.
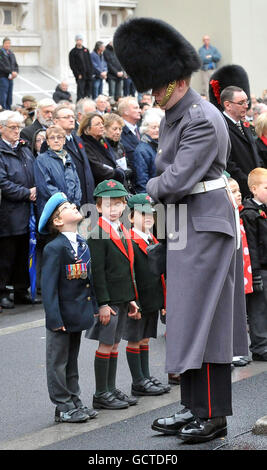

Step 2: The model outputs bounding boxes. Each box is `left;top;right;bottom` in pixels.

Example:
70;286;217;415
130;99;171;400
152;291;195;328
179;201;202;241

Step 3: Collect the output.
209;65;262;197
0;111;38;309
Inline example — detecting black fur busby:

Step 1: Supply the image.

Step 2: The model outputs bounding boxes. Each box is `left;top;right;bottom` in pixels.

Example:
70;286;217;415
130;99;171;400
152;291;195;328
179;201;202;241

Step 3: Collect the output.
209;64;251;111
113;17;201;92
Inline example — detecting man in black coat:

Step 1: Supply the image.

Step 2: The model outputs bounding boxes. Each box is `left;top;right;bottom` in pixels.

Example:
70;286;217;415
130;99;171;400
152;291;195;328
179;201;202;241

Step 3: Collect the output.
103;40;124;101
69;34;93;101
20;98;56;147
0;111;40;308
0;37;19;110
220;86;262;197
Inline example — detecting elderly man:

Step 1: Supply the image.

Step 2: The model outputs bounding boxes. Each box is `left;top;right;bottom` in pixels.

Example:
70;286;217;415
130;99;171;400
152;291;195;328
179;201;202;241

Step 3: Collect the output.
0;37;19;110
52;104;95;205
69;34;93;101
0;111;39;308
95;94;108;115
20;98;56;146
209;65;262;197
118;96;141;190
91;41;107;99
198;35;221;98
75;98;96;126
114;17;248;444
53;80;73;103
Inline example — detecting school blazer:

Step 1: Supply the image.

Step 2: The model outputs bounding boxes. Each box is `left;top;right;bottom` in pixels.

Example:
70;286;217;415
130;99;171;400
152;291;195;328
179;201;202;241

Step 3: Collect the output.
88;219;137;306
41;233;97;332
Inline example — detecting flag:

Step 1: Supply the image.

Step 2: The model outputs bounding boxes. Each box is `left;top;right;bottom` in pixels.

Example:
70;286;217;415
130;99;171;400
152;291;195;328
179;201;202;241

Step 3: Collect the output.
28;203;37;301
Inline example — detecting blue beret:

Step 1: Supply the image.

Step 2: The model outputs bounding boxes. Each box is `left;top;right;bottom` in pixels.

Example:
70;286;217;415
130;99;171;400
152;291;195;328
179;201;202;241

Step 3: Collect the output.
38;192;68;235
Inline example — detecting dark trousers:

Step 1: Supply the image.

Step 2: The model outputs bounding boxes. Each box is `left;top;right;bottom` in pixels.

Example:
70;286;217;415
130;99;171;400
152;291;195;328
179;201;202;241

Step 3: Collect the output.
76;78;92;101
46;329;83;411
180;363;232;418
0;234;30;298
0;76;13;109
246;269;267;355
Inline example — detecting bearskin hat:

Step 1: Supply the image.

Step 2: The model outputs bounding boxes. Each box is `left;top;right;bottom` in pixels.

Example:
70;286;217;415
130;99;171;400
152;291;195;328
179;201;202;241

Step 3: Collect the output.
113;17;201;92
209;64;251;111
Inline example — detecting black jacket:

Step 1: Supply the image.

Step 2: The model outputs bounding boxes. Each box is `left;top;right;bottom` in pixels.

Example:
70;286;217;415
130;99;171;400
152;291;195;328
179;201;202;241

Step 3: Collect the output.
240;198;267;273
69;46;93;80
52;85;72;103
103;44;123;81
0;139;35;237
0;48;18;78
20;119;45;147
80;133;125;186
255;137;267;168
224;115;262;197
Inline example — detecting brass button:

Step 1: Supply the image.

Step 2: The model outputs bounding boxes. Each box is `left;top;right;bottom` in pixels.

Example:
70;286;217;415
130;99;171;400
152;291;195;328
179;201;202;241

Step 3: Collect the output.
86;284;90;288
87;296;91;301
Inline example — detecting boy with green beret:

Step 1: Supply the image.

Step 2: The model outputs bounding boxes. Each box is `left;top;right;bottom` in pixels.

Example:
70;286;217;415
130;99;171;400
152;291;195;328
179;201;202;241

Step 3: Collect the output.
39;192;98;423
124;193;170;396
85;179;140;409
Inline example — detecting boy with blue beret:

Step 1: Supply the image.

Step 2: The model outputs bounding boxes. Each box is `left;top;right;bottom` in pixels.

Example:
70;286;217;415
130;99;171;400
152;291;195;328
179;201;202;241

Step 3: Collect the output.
85;179;140;409
124;193;169;395
39;192;98;423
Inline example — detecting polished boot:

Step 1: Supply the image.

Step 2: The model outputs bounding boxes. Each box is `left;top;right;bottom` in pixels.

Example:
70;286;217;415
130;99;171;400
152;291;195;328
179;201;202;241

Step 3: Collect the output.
151;407;194;435
177;416;227;443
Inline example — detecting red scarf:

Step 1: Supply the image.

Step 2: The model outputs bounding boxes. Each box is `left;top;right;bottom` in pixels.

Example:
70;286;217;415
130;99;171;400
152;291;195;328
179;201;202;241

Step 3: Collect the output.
261;135;267;146
130;229;166;308
98;217;138;299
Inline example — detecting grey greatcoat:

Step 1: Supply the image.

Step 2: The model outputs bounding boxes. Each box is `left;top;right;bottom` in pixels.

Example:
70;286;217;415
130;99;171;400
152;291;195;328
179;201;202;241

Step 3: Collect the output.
146;88;248;374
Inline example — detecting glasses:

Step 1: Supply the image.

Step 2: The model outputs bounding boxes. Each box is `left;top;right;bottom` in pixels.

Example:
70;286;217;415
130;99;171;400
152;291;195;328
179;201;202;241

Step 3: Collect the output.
227;100;250;106
48;135;65;141
58;115;75;120
5;125;23;131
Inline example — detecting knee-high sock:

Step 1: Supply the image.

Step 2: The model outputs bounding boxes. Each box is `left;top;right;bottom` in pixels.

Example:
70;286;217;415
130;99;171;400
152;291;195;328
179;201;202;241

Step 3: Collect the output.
108;351;118;392
94;351;110;396
126;346;144;383
140;344;150;379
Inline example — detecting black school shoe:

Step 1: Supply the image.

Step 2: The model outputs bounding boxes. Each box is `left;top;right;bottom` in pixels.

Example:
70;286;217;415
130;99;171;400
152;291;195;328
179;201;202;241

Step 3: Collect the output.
252;352;267;361
93;391;129;410
55;407;89;423
177;417;227;444
151;407;195;435
149;376;171;393
112;388;138;406
78;406;98;419
131;378;165;396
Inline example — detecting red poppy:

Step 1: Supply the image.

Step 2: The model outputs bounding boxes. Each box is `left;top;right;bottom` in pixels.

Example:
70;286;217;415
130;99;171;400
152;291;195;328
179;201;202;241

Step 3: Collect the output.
259;210;267;219
78;142;83;149
243;121;250;128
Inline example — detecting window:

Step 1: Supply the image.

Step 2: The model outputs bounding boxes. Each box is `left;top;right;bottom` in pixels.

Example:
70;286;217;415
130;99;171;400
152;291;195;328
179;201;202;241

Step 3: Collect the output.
3;9;12;25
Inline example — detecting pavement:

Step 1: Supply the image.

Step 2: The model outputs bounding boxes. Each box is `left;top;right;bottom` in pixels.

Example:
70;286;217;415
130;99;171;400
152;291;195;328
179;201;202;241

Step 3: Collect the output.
0;302;267;459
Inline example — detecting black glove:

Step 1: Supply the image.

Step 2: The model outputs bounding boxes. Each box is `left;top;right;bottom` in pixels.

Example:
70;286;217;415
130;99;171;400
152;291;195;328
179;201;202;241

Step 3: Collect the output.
252;274;264;292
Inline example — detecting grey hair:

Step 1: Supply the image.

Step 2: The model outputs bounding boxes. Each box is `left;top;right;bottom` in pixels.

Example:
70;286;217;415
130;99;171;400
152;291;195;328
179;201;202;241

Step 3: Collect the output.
75;97;96;116
0;110;24;126
139;109;164;134
37;98;56;110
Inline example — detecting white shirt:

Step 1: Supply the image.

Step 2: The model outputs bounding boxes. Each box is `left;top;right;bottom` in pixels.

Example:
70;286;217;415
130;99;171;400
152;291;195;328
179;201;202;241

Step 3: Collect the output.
124;119;138;136
132;227;152;244
62;231;78;256
223;111;239;125
102;216;121;235
253;198;263;206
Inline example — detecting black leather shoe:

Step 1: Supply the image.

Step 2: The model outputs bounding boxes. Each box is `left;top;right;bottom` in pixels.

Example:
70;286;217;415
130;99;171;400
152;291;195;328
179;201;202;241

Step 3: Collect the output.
232;356;249;367
131;378;165;396
168;373;181;385
93;391;129;409
151;407;194;435
149;376;171;393
177;417;227;443
55;407;88;423
1;297;14;309
112;388;138;406
78;406;98;419
252;352;267;361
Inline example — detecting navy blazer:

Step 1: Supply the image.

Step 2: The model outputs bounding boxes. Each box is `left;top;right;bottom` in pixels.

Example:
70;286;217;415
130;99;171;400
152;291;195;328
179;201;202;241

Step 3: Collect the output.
120;125;140;191
41;233;98;332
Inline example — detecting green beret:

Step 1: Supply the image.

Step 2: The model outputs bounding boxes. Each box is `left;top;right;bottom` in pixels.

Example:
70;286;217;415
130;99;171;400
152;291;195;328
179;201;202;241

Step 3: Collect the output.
93;179;128;198
127;193;154;213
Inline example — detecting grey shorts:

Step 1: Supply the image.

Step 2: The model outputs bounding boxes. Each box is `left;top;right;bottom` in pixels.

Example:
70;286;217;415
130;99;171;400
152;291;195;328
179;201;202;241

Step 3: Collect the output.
123;310;159;342
85;302;129;345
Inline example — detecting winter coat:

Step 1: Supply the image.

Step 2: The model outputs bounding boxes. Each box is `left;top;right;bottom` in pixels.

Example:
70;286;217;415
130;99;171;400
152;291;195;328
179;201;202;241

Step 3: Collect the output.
132;134;157;193
34;148;81;217
103;44;123;81
90;51;107;78
69;46;93;80
146;87;248;374
52;85;72;103
0;48;19;78
0;138;35;237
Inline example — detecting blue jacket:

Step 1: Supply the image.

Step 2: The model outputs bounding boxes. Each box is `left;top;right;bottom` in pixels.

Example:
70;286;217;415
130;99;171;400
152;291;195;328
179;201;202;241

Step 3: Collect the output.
41;233;97;332
132;135;158;193
90;51;107;78
0;139;35;237
34;148;82;218
198;44;221;71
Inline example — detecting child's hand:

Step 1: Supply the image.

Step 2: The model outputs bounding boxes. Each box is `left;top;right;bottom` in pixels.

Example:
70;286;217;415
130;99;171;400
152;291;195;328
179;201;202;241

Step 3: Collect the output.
161;309;166;316
128;310;142;320
128;301;139;314
98;305;117;325
53;326;66;331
